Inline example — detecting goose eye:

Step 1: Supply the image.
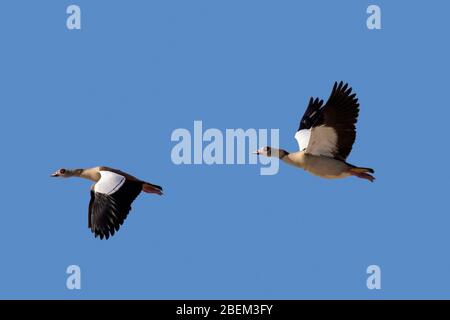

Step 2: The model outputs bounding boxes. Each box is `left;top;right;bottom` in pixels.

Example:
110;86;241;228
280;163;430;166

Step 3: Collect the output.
60;169;66;174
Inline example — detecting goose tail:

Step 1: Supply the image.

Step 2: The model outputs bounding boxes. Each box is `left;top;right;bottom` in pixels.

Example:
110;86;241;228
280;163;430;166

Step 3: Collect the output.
350;167;374;174
142;182;163;195
349;167;375;182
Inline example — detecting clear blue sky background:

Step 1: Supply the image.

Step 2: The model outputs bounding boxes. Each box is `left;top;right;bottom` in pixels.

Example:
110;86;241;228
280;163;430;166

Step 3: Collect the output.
0;0;449;299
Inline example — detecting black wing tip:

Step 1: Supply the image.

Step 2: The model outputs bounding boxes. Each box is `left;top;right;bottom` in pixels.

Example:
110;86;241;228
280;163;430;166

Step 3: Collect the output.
93;229;114;240
334;80;351;90
330;81;359;105
307;97;324;106
298;96;325;131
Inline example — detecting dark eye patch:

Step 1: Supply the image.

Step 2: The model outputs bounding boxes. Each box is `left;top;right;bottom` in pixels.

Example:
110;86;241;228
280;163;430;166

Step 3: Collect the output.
60;169;66;174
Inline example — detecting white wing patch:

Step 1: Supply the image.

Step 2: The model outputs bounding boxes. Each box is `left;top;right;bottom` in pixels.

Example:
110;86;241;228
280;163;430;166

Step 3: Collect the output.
295;129;311;151
94;171;126;195
305;126;338;157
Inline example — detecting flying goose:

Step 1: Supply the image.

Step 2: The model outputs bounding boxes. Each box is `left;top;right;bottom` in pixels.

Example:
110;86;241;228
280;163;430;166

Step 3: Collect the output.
51;166;163;239
255;81;375;182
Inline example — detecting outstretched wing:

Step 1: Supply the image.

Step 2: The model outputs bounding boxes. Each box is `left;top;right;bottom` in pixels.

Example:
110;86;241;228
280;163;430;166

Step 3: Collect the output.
295;97;324;151
295;82;359;160
88;171;142;240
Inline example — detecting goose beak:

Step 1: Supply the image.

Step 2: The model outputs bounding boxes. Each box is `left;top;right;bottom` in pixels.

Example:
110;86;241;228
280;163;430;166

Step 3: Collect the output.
51;172;59;177
252;150;260;155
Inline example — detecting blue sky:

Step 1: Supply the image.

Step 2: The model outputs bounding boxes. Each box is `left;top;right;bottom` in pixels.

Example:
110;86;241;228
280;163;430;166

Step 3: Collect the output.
0;0;449;299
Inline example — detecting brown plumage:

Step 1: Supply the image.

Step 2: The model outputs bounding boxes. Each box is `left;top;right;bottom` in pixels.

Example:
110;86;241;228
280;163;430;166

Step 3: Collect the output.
255;82;375;182
51;166;163;239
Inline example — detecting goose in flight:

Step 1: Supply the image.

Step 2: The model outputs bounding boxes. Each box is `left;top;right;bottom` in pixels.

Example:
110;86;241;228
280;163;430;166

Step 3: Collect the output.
51;166;163;239
255;81;375;182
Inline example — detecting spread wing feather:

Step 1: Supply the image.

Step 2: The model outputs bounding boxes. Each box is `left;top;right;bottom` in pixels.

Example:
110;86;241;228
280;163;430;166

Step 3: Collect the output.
88;179;142;240
295;81;360;160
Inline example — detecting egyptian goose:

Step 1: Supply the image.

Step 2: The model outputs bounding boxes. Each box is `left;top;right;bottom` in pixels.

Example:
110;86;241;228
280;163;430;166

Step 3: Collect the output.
51;166;163;239
255;81;375;182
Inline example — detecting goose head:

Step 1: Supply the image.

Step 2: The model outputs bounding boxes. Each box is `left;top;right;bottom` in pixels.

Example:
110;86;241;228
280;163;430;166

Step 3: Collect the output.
253;146;273;157
51;168;74;178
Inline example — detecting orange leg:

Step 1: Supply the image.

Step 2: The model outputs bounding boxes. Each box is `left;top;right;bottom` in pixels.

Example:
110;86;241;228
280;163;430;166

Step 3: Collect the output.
349;170;375;182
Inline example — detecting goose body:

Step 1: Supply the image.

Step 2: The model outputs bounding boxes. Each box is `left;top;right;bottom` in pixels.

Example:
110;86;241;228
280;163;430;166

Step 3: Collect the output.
255;82;375;182
283;151;354;179
51;166;163;239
